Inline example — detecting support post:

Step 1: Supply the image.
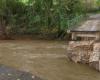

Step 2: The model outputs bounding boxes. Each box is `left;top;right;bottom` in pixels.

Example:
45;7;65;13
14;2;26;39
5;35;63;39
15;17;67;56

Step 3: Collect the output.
72;32;77;40
96;32;100;41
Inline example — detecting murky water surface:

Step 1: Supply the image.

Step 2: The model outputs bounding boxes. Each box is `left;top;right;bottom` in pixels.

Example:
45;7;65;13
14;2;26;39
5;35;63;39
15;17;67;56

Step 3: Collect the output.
0;40;99;80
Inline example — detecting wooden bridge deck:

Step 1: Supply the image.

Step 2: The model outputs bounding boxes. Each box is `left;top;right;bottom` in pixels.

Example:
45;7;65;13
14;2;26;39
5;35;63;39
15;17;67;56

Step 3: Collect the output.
70;14;100;32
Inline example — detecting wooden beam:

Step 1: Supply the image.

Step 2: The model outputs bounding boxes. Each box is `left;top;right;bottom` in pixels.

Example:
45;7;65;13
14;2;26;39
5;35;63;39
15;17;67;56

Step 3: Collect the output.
76;34;96;38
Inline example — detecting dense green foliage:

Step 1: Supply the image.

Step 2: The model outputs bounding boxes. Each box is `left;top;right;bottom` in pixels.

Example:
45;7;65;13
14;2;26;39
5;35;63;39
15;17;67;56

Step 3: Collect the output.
26;0;86;38
0;0;99;39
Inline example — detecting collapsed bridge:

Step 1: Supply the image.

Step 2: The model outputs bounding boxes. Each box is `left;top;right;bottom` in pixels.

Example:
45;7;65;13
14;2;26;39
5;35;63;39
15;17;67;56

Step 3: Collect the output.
67;14;100;71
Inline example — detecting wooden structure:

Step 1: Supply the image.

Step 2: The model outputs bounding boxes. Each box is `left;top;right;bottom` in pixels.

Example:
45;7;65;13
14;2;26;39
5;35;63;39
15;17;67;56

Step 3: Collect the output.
68;20;100;41
67;14;100;71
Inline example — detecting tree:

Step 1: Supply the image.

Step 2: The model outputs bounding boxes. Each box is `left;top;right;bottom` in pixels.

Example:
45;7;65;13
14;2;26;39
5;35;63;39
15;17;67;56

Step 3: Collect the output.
0;0;88;39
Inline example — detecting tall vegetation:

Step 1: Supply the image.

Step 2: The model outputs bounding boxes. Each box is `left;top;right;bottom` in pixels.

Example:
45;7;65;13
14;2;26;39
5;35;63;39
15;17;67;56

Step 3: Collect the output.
0;0;99;39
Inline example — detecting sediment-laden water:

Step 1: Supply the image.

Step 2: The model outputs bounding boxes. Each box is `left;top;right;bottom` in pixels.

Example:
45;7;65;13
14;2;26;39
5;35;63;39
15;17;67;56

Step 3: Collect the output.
0;40;99;80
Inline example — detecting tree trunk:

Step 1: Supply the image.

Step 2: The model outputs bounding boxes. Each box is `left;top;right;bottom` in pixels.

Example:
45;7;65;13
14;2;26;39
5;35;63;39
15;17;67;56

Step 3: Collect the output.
0;19;8;39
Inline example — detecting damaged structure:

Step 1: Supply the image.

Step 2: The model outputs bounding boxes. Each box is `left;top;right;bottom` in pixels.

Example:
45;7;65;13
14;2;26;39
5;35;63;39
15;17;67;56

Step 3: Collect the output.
67;15;100;71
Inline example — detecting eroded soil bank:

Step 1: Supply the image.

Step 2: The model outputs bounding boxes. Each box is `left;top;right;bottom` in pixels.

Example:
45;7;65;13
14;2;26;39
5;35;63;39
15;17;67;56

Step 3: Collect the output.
0;40;100;80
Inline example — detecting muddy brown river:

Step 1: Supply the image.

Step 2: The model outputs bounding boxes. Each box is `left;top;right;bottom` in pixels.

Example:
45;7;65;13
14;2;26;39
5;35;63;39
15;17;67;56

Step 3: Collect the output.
0;40;99;80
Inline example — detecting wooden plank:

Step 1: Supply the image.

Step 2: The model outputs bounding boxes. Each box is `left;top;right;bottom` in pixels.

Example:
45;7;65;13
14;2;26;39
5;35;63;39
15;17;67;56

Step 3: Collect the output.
76;34;97;38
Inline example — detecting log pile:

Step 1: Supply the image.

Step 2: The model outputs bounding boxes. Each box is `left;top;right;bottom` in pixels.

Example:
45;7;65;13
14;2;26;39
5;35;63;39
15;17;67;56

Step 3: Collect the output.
67;41;100;71
89;43;100;70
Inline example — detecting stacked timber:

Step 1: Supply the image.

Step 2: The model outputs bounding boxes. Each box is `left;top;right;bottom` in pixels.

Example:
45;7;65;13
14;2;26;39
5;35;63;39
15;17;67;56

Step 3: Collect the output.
67;41;100;71
67;41;93;63
89;43;100;70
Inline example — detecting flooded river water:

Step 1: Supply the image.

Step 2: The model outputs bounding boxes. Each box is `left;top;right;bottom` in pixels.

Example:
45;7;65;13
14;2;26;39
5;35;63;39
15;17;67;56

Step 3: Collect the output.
0;40;99;80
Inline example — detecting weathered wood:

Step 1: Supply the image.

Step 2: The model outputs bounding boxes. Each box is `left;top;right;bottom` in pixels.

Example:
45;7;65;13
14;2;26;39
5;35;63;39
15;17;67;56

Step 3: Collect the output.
69;20;100;32
67;41;100;71
67;14;100;71
71;32;100;41
72;32;77;40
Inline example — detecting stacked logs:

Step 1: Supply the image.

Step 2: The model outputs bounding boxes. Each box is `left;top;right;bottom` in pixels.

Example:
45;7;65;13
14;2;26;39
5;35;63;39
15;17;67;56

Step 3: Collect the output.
67;41;100;71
